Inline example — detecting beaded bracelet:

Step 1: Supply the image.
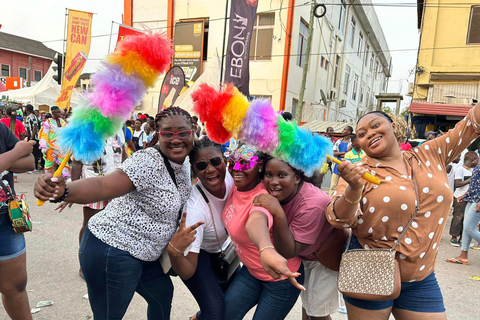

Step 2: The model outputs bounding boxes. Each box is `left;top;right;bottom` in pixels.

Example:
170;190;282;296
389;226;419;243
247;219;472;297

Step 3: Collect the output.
50;185;69;203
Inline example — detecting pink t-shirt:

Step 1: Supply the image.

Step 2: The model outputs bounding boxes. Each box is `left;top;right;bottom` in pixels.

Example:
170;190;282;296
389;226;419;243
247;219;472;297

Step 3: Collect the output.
223;183;301;281
0;118;25;139
281;182;334;261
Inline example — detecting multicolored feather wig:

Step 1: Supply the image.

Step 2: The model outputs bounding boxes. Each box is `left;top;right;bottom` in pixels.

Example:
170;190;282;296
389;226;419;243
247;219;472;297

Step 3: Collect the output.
58;32;173;163
191;84;333;176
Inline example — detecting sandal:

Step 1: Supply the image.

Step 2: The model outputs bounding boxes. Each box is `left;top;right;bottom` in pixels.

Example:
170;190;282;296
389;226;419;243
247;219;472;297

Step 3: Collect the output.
446;257;468;265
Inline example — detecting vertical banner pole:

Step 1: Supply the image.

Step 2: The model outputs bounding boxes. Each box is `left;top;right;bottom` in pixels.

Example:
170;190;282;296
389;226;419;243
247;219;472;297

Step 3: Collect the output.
108;20;114;54
62;8;68;73
220;0;229;84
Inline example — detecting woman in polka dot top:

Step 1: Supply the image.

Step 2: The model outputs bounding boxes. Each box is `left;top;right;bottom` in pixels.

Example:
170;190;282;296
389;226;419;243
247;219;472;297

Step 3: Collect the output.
326;105;480;318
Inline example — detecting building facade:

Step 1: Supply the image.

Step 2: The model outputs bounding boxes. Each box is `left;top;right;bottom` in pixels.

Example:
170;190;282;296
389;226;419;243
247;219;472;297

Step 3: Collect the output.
411;0;480;134
125;0;391;123
0;32;56;87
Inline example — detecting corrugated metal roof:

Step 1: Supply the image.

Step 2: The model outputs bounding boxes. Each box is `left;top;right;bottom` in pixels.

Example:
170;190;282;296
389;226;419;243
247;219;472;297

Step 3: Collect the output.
300;120;356;133
409;100;472;116
0;32;57;60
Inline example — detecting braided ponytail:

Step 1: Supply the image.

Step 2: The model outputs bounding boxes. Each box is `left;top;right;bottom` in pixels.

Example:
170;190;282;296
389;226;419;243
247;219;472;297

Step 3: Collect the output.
5;105;17;134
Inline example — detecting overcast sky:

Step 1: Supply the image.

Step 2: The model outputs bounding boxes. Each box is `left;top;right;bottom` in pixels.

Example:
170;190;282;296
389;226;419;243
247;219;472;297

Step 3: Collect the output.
1;0;419;110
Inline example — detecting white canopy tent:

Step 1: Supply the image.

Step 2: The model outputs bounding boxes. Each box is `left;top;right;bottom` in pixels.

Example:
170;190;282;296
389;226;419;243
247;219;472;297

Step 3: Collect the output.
2;65;82;108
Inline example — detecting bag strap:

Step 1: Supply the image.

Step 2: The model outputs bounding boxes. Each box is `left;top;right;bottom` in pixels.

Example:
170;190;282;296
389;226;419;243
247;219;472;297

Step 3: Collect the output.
195;184;224;256
155;146;182;224
344;157;420;252
0;177;14;200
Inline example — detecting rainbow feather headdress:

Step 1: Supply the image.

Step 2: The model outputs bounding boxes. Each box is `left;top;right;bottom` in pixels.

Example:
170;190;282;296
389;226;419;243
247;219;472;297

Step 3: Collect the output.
57;32;173;163
191;84;333;176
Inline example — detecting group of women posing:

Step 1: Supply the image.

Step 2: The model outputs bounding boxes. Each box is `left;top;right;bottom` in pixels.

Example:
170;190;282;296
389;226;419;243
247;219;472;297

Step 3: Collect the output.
34;102;480;320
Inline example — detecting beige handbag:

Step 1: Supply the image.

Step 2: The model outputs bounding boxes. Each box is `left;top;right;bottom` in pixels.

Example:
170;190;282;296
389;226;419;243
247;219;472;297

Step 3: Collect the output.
338;159;419;301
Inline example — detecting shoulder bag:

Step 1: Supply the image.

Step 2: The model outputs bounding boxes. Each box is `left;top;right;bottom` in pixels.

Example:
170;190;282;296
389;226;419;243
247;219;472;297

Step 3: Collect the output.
156;147;182;276
196;184;240;284
337;159;420;300
1;179;32;233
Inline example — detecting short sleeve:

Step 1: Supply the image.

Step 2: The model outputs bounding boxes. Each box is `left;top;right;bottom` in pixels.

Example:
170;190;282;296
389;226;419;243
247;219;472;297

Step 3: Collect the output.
0;123;19;151
184;193;208;253
290;203;329;245
125;128;132;140
120;150;159;193
251;206;274;229
454;167;465;180
17;121;25;133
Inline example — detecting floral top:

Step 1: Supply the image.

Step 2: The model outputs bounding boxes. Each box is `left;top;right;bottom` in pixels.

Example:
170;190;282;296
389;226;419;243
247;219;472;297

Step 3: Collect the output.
464;165;480;203
326;107;480;282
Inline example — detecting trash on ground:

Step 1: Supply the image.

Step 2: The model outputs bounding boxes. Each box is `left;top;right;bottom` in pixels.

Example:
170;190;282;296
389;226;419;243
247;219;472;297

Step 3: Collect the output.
36;301;54;307
469;275;480;281
83;294;89;299
31;308;41;314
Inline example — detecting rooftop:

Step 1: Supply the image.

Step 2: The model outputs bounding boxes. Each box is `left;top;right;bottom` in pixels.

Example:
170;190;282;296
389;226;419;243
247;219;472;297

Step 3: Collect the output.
0;31;58;60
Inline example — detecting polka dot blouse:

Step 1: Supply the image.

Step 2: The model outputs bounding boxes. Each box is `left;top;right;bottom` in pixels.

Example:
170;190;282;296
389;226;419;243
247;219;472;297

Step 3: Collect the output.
326;108;480;282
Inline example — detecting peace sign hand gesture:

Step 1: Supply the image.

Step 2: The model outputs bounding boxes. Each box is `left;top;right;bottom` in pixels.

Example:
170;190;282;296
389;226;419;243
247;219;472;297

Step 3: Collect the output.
168;212;205;256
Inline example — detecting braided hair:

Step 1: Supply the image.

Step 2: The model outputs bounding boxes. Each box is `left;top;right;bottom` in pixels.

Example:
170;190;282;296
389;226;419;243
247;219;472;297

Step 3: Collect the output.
146;106;193;148
5;105;17;133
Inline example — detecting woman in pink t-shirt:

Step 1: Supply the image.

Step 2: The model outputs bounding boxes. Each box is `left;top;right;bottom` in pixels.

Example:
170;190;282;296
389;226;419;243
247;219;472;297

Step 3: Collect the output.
254;156;346;320
0;105;26;140
222;143;304;320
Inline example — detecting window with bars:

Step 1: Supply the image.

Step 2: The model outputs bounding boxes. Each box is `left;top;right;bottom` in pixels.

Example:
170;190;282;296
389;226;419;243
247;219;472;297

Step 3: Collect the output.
1;64;10;77
249;13;275;61
297;19;309;67
34;70;42;81
334;55;340;88
19;67;27;79
343;64;350;94
467;6;480;44
352;73;358;100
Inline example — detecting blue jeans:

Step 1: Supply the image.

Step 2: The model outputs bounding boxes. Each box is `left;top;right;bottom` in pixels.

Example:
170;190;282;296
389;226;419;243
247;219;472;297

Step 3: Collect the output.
182;250;238;320
0;213;26;261
79;227;173;320
224;264;304;320
461;201;480;251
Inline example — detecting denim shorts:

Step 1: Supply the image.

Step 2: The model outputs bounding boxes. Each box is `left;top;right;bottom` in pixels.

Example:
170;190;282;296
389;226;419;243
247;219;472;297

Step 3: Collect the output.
0;212;26;261
343;235;445;313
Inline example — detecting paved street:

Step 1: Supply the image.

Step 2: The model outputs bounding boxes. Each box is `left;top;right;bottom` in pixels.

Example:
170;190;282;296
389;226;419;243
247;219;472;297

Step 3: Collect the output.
1;172;480;320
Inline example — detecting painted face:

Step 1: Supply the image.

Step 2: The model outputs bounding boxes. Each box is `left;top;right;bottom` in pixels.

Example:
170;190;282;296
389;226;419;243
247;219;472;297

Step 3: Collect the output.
192;147;227;197
157;115;194;164
356;114;396;158
263;158;300;203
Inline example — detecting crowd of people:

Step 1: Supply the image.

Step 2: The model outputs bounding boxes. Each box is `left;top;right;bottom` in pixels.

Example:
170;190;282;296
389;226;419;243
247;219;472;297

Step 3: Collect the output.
1;100;480;320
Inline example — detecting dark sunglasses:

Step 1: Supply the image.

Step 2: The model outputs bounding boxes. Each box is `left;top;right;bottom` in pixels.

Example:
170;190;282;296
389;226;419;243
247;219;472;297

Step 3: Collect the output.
194;157;223;171
159;130;193;142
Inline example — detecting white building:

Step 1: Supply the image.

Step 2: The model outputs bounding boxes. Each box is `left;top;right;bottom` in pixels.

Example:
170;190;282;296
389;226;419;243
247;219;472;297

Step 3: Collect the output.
126;0;391;123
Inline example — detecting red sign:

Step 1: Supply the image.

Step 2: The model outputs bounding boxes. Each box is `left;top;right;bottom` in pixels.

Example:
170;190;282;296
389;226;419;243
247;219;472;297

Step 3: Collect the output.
116;25;144;51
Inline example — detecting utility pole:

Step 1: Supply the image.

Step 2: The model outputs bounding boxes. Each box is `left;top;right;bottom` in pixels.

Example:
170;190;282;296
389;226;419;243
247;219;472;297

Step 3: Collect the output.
27;57;32;87
295;1;315;124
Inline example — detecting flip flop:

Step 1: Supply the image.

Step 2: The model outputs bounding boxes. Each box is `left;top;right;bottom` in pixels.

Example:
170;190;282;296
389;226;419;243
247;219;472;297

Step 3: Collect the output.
446;257;468;265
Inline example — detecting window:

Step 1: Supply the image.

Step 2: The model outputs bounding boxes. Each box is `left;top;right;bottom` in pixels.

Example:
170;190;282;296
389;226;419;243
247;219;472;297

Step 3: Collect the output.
292;98;298;115
333;55;340;88
19;67;27;80
34;70;42;81
250;13;275;61
375;61;379;79
251;94;272;100
324;60;329;71
365;44;370;67
1;64;10;77
297;19;309;67
357;32;364;57
366;87;371;108
343;64;350;94
467;6;480;44
321;56;325;68
360;81;365;104
338;0;346;32
352;73;358;100
349;16;356;47
370;53;375;72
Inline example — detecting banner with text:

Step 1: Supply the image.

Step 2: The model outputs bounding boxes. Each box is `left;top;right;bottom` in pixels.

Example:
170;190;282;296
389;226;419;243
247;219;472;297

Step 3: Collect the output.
224;0;258;97
173;20;205;82
56;9;93;110
116;24;143;51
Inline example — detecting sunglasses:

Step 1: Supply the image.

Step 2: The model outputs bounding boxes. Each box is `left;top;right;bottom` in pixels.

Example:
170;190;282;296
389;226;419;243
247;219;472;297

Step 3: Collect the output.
194;157;223;171
159;130;193;142
228;157;261;172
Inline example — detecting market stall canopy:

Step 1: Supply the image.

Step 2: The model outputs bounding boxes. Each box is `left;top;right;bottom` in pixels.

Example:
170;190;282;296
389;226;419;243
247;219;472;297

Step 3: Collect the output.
300;120;356;133
1;64;81;108
409;100;472;116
